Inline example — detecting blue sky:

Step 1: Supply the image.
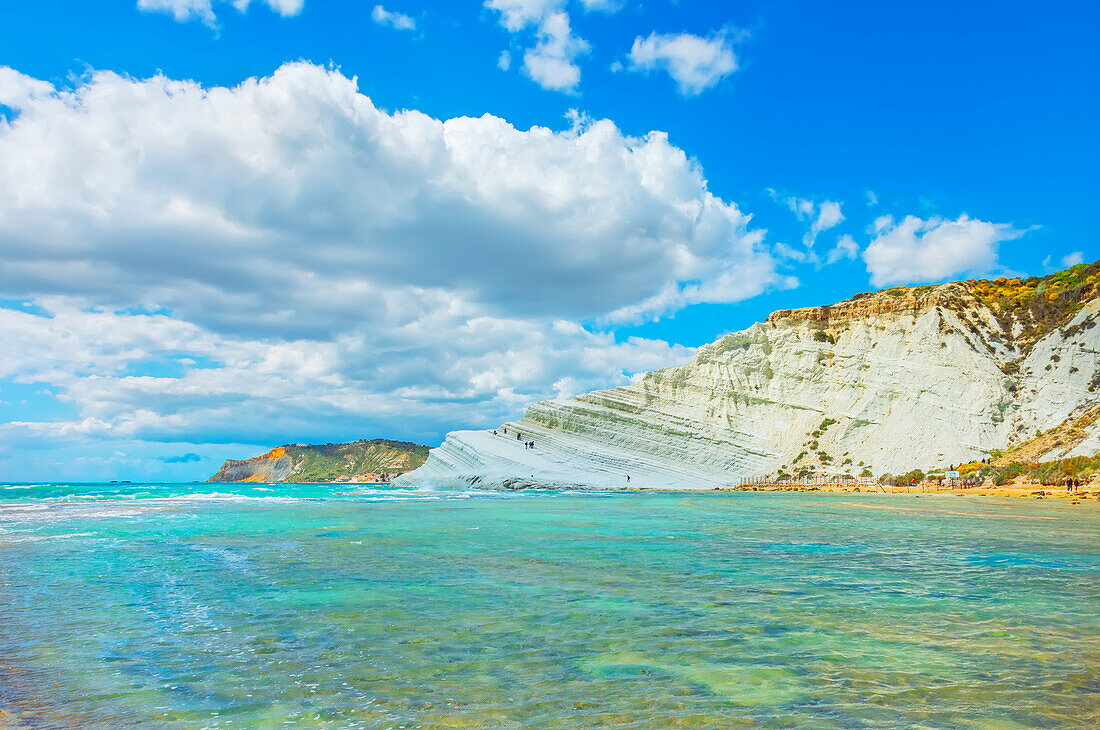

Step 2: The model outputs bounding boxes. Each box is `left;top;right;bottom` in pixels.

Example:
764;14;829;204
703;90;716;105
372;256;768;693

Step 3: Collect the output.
0;0;1096;480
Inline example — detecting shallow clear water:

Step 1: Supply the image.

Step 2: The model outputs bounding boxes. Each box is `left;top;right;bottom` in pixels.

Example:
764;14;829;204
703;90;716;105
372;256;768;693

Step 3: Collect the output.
1;482;1098;728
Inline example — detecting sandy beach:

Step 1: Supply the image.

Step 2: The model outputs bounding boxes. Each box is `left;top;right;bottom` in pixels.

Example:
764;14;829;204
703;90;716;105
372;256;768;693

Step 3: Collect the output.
724;482;1100;501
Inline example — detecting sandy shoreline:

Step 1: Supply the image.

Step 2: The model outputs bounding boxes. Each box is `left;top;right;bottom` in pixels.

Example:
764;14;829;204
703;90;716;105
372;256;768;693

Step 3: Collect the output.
717;483;1100;501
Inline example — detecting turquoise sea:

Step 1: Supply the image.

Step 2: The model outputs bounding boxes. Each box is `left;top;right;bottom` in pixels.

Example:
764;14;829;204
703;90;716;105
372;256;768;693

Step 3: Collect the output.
1;482;1098;728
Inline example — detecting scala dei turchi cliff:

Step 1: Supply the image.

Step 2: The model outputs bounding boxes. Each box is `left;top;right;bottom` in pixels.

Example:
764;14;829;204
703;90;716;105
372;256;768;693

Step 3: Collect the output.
398;263;1100;490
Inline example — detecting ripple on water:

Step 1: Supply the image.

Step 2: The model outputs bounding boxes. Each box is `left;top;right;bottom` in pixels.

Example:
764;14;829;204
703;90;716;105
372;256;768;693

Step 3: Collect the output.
0;490;1096;727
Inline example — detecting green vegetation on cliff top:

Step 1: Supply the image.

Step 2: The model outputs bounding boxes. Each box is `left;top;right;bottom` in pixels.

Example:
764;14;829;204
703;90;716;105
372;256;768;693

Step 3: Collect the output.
967;261;1100;347
283;439;429;481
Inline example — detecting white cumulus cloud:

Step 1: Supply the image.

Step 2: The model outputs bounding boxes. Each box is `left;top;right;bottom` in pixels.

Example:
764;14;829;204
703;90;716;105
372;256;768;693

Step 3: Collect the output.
371;5;416;31
627;30;739;96
0;298;696;450
485;0;590;92
523;11;590;92
862;214;1025;287
0;62;777;448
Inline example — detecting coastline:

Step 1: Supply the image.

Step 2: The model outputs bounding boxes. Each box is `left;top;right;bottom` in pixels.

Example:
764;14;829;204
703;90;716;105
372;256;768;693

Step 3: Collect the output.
394;473;1100;504
719;483;1099;501
7;478;1095;506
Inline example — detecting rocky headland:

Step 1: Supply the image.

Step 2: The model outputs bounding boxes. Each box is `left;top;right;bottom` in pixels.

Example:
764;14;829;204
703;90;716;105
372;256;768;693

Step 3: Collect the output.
208;439;429;483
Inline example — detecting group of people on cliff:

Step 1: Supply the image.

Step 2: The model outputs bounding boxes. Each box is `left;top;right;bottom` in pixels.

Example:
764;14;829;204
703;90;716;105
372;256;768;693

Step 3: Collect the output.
493;427;534;450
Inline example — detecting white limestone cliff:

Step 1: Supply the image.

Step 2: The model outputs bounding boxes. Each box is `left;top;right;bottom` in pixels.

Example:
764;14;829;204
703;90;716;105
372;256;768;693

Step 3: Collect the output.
399;273;1100;490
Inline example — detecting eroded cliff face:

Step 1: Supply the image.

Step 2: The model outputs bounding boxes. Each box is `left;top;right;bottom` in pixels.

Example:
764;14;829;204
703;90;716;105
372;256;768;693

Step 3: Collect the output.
208;446;294;483
401;266;1100;490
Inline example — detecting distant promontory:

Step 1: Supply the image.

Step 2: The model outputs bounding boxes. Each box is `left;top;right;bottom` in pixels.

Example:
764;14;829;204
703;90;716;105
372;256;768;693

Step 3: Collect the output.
207;439;429;483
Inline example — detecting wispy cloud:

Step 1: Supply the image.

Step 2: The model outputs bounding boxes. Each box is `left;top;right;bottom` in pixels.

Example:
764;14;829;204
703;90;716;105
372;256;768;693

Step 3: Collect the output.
136;0;304;28
826;234;859;264
769;191;845;259
577;0;622;11
160;452;203;463
627;29;740;96
371;5;415;31
1061;251;1084;267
